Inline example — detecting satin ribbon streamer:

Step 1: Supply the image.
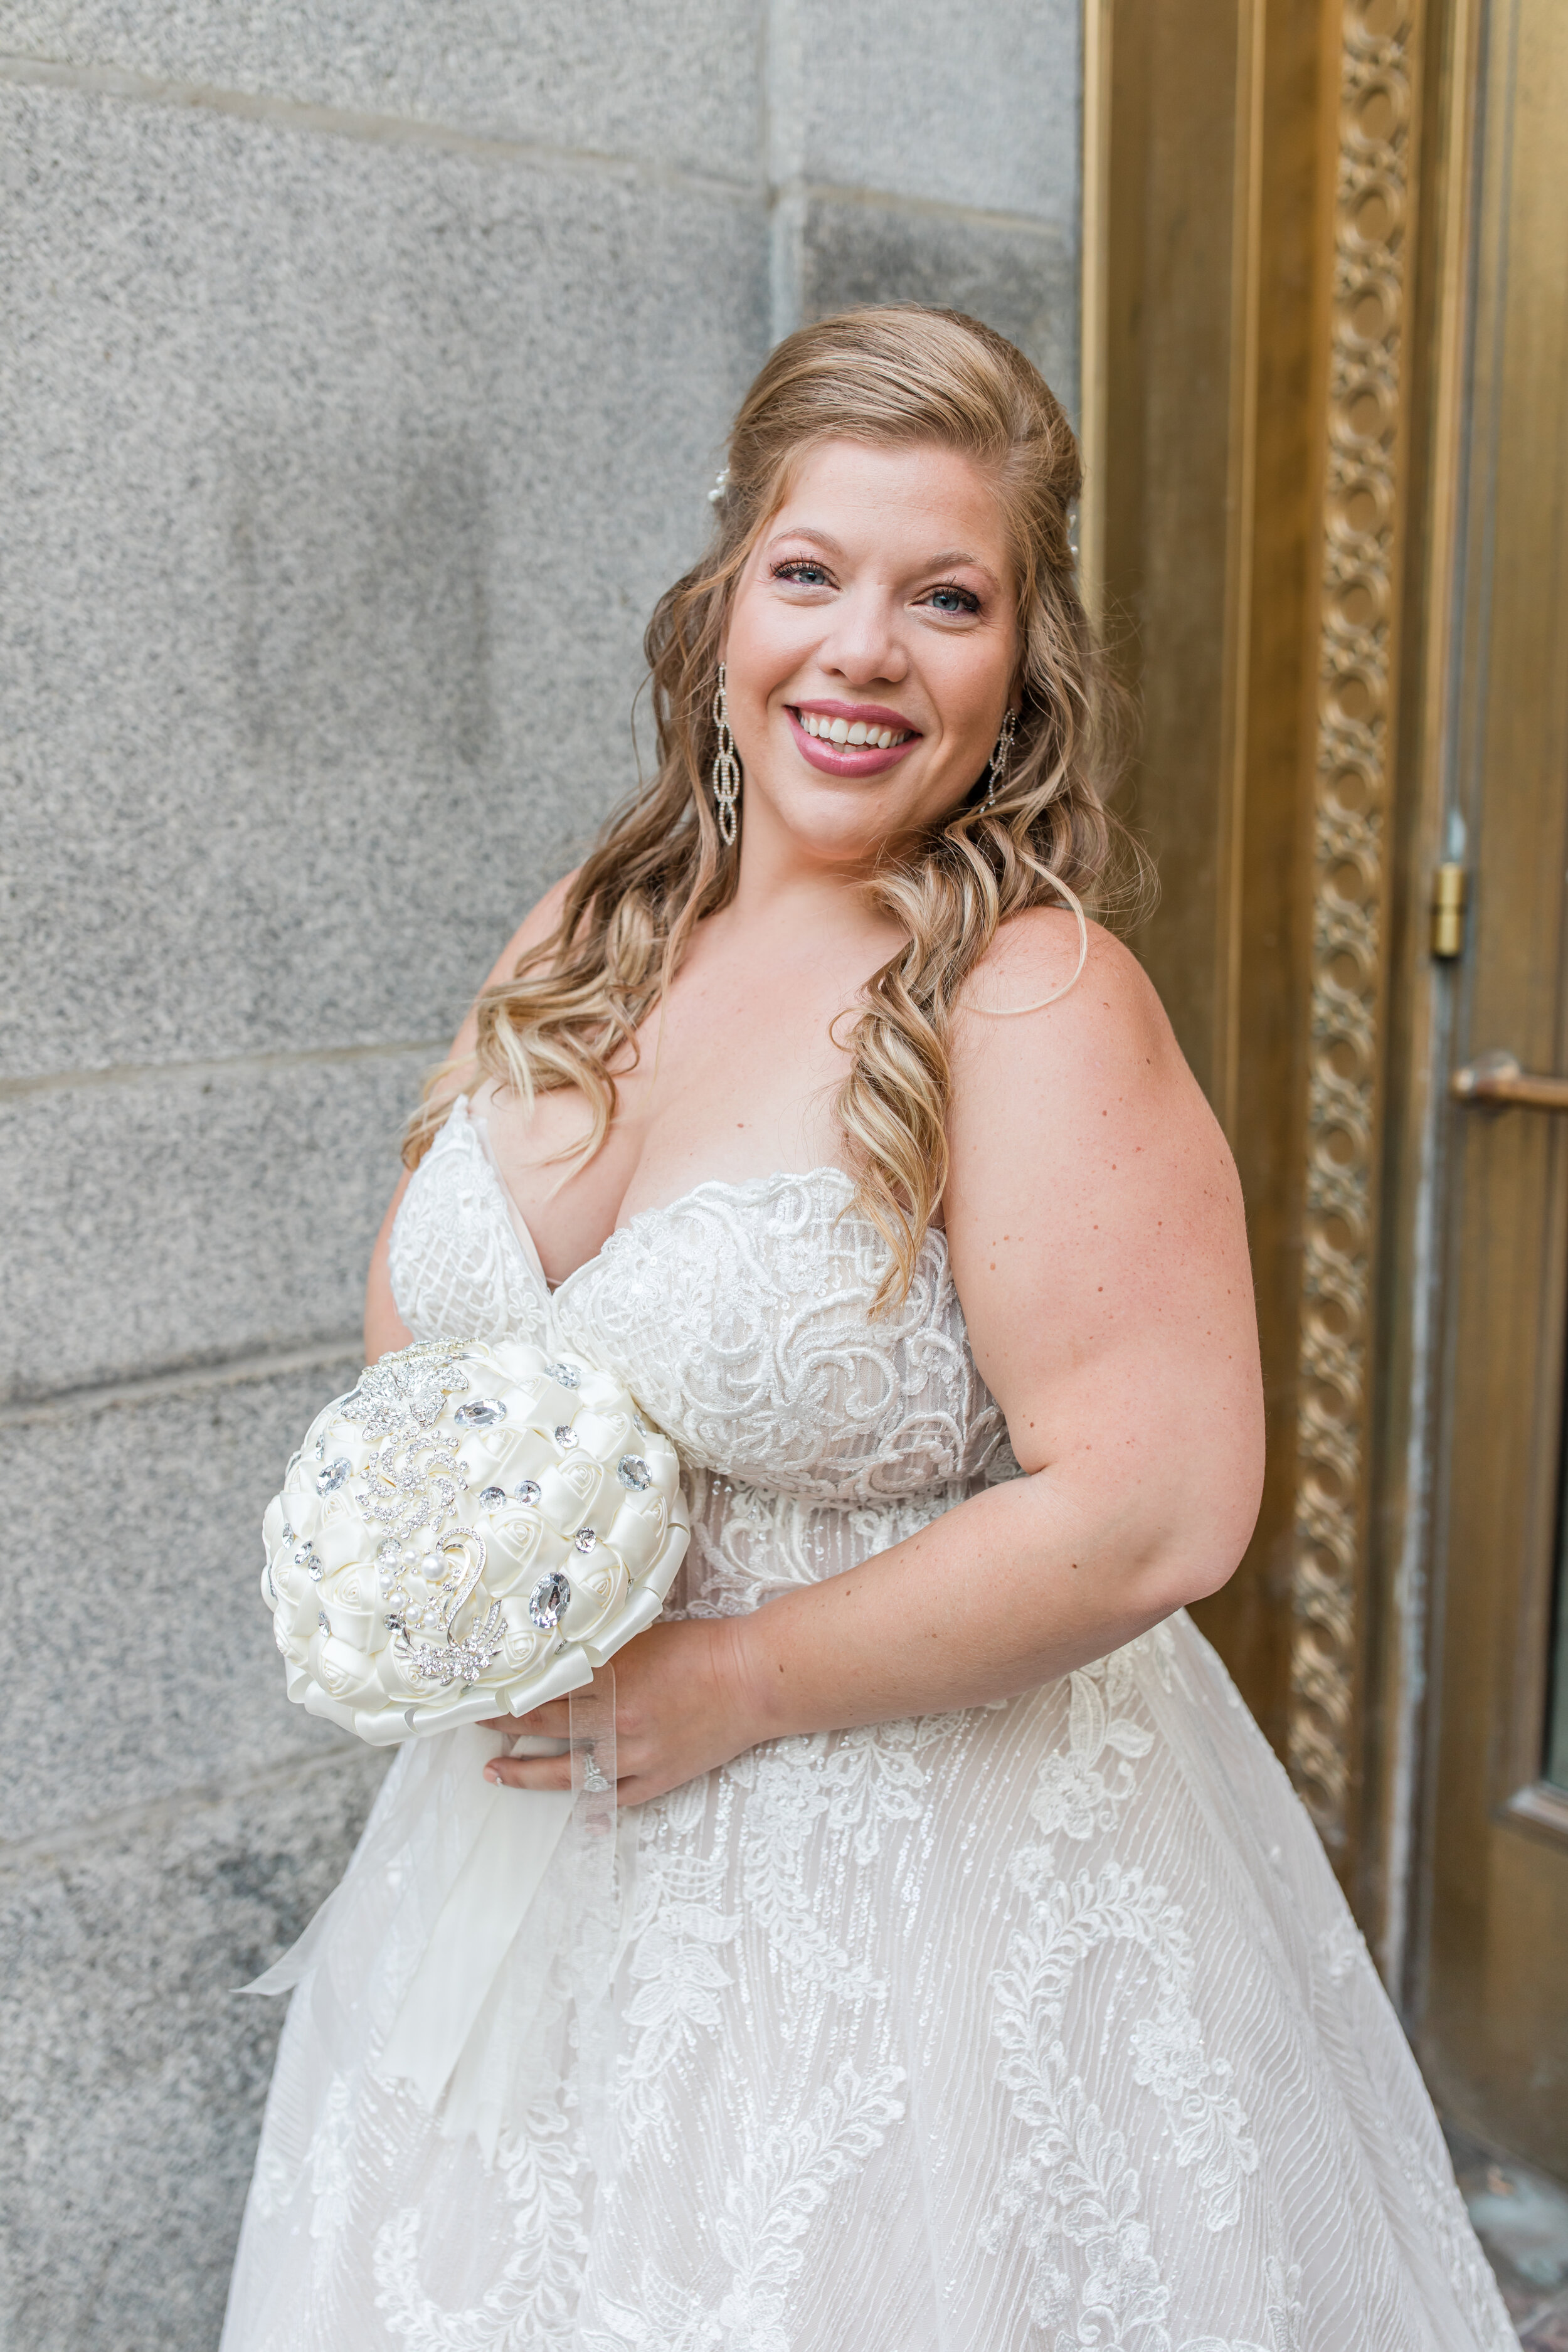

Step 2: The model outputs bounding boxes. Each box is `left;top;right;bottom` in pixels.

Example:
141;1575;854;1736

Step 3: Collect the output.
247;1669;626;2170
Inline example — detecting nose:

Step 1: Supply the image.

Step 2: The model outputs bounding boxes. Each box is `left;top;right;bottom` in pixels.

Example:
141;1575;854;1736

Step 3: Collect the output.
816;581;908;687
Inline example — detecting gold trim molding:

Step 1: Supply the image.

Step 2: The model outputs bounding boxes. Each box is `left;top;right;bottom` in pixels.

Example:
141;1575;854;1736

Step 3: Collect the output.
1290;0;1420;1852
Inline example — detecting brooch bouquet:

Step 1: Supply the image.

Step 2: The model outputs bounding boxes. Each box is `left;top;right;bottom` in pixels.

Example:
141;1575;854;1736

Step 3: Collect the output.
260;1336;689;1744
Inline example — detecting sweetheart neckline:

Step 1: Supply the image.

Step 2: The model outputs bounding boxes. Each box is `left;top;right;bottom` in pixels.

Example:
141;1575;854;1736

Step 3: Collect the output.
448;1096;859;1297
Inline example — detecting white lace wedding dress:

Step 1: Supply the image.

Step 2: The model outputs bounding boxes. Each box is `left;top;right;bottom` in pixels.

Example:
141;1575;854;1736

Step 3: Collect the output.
223;1097;1513;2352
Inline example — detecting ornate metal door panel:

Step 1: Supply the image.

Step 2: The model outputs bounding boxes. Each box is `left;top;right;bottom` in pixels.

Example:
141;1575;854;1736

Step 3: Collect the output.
1416;0;1568;2173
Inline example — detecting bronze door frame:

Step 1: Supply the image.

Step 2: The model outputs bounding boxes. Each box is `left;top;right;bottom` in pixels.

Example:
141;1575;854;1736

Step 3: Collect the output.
1085;0;1568;2057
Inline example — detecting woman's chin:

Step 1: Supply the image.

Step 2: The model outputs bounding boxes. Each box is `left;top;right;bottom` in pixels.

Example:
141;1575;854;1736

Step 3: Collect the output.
765;803;920;871
748;770;959;867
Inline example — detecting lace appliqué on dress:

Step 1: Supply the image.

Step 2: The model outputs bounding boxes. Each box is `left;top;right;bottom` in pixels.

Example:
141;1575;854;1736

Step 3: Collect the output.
985;1646;1261;2343
373;2099;588;2351
389;1106;551;1350
581;2062;906;2352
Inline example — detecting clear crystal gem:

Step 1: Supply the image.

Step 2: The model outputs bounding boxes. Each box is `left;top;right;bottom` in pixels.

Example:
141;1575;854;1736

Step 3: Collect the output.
528;1570;572;1631
574;1527;597;1554
317;1611;329;1631
617;1454;652;1491
377;1539;401;1564
554;1424;578;1448
516;1478;542;1505
315;1456;351;1495
280;1522;295;1544
479;1485;507;1508
545;1360;581;1389
454;1399;506;1429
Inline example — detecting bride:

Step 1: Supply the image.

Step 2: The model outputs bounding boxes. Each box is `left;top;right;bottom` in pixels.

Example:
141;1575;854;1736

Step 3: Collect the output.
223;306;1512;2351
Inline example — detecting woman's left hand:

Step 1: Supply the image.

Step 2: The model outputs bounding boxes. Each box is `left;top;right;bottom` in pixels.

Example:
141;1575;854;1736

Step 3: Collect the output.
479;1616;758;1806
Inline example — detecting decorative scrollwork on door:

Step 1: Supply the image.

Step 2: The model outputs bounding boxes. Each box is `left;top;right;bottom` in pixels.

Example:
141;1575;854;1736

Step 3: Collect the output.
1290;0;1418;1853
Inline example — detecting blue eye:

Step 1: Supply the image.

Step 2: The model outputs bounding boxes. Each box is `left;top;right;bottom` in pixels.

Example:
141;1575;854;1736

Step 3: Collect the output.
774;559;833;587
927;583;980;615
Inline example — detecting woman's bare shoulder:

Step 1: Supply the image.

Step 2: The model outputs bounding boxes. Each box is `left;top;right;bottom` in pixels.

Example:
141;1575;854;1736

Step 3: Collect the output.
956;906;1175;1076
946;901;1232;1263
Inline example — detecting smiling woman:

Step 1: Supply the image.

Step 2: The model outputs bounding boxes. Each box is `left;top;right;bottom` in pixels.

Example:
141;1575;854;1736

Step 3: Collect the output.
396;311;1128;1306
223;309;1515;2352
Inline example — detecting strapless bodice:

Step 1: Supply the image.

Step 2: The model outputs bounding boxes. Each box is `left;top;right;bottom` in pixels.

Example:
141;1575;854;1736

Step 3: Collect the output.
389;1097;1011;1511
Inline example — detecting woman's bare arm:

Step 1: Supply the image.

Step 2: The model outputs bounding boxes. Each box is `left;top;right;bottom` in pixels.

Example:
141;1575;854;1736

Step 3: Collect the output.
491;914;1265;1802
728;914;1263;1730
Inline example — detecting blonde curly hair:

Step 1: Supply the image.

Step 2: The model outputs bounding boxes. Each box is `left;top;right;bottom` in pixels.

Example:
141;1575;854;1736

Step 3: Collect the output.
405;305;1140;1305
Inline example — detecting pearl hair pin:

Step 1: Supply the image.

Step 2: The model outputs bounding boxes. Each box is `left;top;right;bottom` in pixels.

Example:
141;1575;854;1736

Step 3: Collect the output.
707;467;730;504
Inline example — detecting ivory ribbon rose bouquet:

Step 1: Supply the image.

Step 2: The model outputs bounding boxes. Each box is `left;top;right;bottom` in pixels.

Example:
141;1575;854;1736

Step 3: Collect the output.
260;1335;690;1745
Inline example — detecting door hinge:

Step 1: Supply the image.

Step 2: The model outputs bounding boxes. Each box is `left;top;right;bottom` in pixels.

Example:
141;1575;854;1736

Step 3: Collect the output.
1431;862;1468;959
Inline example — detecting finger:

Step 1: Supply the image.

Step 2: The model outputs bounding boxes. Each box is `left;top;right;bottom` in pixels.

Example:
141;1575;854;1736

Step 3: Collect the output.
478;1699;571;1737
516;1699;573;1735
485;1752;573;1793
477;1703;570;1734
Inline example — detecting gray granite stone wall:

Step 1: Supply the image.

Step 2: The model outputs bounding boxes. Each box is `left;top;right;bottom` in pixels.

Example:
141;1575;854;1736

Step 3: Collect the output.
0;8;1078;2343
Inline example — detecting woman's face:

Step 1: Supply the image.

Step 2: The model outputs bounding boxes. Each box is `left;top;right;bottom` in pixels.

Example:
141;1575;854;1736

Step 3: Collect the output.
721;438;1020;875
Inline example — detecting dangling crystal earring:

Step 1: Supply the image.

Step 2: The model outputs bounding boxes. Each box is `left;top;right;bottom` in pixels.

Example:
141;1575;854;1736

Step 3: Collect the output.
711;663;741;847
982;707;1018;809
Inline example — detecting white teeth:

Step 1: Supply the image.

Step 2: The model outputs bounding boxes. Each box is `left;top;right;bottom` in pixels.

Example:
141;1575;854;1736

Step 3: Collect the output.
797;711;911;749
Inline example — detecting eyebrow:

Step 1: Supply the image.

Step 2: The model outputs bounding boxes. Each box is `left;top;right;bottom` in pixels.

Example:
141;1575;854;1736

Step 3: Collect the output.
766;526;1002;591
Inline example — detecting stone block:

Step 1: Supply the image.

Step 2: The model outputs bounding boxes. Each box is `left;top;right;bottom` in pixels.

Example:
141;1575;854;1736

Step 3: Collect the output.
0;1048;428;1404
0;1354;366;1843
0;1749;387;2352
780;0;1079;226
2;0;764;184
799;198;1078;413
0;82;768;1081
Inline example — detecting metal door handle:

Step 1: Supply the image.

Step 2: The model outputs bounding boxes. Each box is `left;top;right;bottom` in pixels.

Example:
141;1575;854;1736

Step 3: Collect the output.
1451;1050;1568;1110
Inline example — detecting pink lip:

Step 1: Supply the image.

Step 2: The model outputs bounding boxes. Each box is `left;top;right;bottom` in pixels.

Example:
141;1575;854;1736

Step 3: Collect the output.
786;708;922;778
795;699;919;731
785;701;923;778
